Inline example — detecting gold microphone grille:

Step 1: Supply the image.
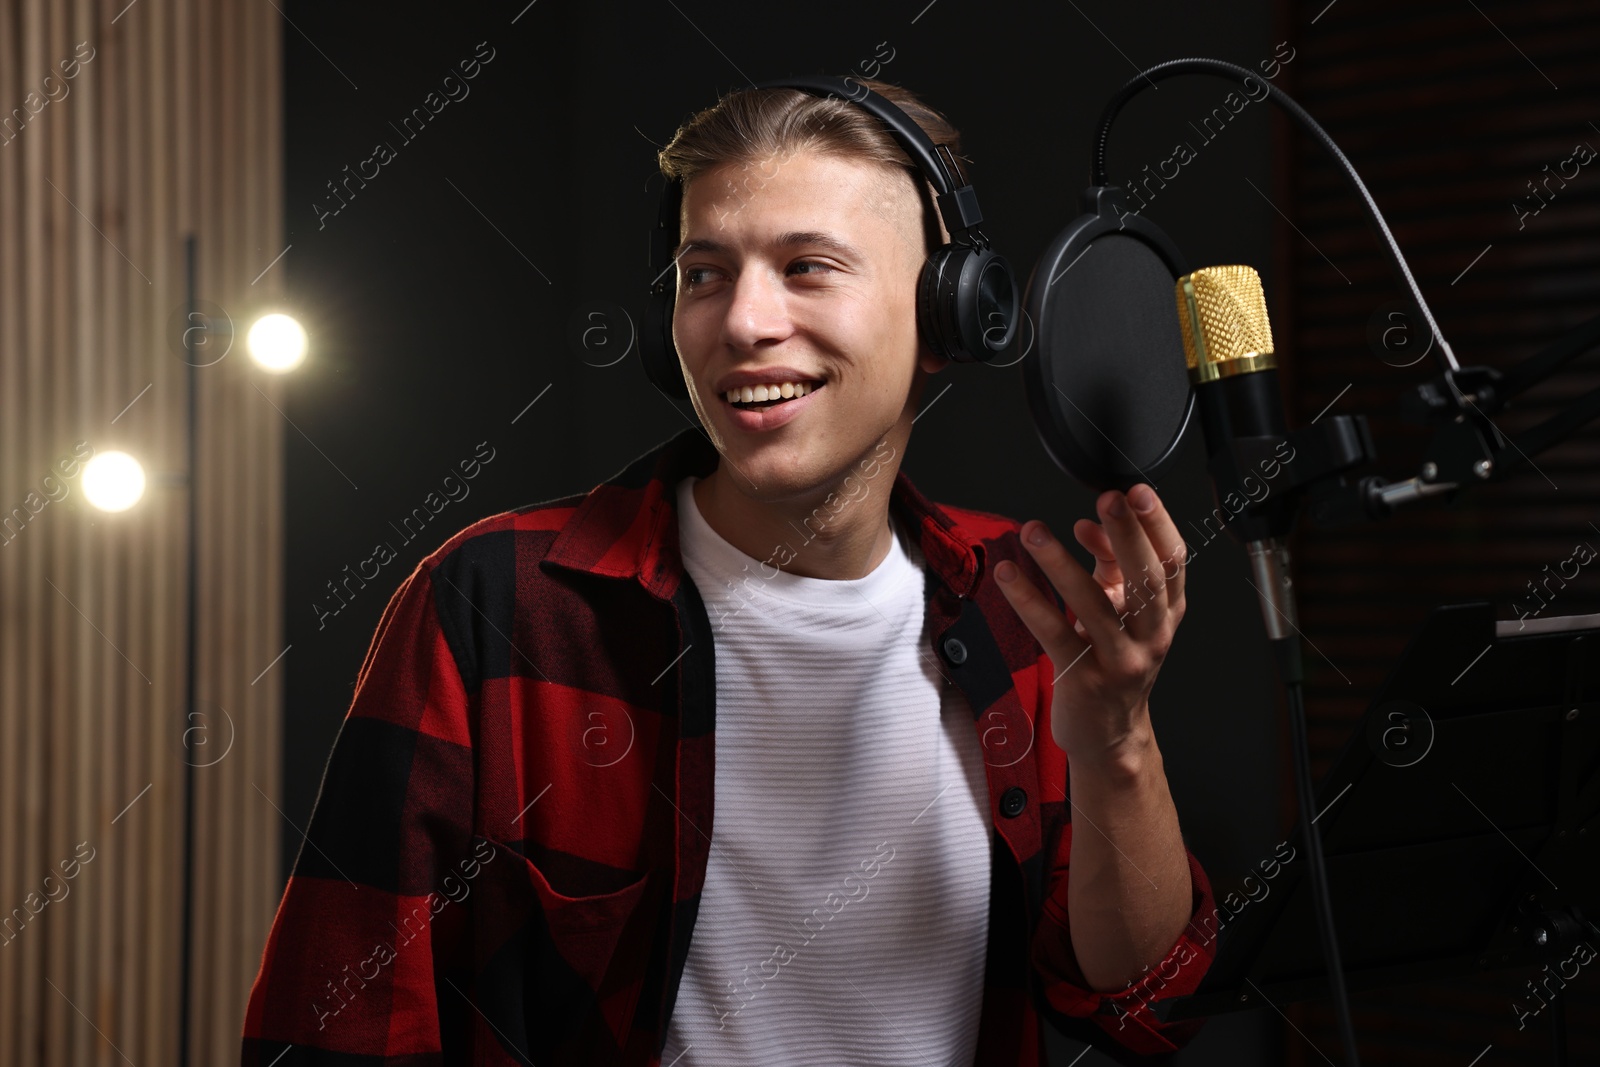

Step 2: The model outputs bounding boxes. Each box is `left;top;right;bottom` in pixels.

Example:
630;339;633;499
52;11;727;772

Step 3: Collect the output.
1175;265;1277;384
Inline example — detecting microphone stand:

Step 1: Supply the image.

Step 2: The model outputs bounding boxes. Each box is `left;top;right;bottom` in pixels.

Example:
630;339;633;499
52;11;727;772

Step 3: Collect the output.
1088;55;1491;1067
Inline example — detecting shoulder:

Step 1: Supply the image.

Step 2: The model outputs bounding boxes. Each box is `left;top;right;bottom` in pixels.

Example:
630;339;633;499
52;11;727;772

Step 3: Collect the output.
388;491;592;690
416;491;590;576
391;488;591;601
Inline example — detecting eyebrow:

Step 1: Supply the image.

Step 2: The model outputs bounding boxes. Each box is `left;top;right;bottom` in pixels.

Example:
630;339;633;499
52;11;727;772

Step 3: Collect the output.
672;230;864;262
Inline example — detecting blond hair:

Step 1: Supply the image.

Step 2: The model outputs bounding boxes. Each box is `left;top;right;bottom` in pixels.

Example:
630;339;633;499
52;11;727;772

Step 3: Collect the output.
656;78;966;255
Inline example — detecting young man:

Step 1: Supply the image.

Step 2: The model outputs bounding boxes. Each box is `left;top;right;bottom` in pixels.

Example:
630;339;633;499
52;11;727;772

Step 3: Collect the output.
241;79;1217;1067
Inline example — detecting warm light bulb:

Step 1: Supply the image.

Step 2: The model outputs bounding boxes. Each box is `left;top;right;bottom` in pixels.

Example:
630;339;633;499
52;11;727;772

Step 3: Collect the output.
247;313;308;372
82;451;147;512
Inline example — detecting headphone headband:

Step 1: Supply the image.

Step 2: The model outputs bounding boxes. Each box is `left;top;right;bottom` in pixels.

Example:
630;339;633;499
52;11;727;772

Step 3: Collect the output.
750;75;988;240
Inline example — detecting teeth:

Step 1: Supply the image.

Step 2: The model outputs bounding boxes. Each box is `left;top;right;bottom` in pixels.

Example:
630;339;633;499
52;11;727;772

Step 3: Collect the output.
726;381;816;404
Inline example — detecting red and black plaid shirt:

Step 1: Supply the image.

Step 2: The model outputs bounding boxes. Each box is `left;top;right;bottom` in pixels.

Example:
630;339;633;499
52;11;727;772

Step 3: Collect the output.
241;425;1219;1065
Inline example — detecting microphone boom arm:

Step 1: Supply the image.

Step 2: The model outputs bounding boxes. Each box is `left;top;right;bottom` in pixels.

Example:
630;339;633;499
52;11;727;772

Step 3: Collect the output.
1315;310;1600;523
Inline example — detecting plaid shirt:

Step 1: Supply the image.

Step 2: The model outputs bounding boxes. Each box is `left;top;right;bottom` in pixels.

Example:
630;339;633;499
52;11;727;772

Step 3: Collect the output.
241;425;1219;1066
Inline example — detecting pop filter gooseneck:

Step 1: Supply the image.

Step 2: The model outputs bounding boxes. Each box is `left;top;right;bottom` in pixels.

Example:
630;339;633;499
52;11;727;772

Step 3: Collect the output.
1091;57;1460;379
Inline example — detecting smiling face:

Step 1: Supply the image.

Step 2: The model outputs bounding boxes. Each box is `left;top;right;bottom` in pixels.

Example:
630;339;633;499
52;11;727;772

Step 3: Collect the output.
671;149;948;509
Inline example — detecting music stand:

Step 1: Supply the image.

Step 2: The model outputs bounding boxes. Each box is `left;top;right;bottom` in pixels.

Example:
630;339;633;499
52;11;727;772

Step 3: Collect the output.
1163;602;1600;1066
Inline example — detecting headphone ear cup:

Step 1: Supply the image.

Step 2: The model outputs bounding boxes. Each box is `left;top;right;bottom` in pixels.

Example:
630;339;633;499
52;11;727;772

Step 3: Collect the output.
916;248;959;363
643;275;690;400
643;175;691;401
958;249;1020;361
947;247;1024;361
919;245;1021;364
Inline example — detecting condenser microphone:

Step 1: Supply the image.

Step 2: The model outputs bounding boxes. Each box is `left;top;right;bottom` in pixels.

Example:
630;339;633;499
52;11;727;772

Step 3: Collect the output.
1174;264;1300;645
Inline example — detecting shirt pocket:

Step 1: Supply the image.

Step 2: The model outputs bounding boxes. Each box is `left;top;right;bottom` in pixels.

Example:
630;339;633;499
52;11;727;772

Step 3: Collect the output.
469;835;653;1066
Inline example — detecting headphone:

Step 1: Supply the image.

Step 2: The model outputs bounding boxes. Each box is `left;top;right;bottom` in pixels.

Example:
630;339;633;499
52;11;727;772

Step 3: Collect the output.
641;74;1020;401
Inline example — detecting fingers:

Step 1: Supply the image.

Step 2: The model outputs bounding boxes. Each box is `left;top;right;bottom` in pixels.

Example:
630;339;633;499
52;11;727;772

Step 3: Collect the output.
1072;519;1127;636
1073;518;1125;601
1011;519;1128;652
1088;490;1159;638
1105;484;1188;633
1002;485;1191;657
993;537;1097;666
1129;484;1188;612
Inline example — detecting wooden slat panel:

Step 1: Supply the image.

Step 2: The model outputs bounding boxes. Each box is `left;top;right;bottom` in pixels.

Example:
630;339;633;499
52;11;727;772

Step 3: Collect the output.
146;0;180;1059
22;3;46;1062
0;0;283;1060
0;0;24;1060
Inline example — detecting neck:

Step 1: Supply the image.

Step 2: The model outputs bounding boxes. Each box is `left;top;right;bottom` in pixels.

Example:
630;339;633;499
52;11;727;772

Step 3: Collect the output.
691;443;904;581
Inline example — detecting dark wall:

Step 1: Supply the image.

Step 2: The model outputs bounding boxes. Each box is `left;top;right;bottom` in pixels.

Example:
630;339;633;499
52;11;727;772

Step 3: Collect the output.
281;2;1289;1062
1278;1;1600;1063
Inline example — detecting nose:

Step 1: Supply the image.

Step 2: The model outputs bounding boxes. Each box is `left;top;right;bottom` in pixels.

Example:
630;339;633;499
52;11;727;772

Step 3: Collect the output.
721;264;794;352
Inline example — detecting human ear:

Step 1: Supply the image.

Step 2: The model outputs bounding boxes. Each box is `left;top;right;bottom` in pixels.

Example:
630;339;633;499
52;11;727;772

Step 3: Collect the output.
916;338;949;376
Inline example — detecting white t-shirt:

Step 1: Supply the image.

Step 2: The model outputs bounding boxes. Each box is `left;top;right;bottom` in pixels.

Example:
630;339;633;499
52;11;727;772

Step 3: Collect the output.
661;475;993;1066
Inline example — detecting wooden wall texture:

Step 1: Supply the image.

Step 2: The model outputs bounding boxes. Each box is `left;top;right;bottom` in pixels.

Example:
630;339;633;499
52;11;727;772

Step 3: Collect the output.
0;1;283;1063
1274;1;1600;1063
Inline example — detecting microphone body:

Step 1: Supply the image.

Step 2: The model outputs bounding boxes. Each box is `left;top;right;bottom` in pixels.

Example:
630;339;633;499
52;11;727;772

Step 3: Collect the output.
1176;266;1299;641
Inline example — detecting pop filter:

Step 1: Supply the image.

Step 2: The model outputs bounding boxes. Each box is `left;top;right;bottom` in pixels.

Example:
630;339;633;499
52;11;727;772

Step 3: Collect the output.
1021;186;1194;492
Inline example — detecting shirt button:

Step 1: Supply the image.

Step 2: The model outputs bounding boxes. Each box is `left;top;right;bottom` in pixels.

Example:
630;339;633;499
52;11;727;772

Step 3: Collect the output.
1000;787;1027;818
942;637;968;665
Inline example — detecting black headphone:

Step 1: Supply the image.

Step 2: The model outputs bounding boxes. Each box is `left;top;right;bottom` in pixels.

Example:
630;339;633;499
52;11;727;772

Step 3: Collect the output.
641;74;1020;401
